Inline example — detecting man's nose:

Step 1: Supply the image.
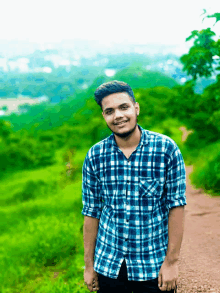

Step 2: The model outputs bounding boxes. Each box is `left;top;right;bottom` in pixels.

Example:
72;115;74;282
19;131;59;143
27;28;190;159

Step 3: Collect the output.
114;109;124;118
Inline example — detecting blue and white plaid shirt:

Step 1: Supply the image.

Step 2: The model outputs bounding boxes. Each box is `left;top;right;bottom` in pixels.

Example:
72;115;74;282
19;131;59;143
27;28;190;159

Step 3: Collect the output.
82;125;187;281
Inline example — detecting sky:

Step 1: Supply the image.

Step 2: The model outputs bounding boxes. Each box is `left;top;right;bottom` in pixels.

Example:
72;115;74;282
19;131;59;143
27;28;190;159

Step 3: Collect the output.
0;0;219;47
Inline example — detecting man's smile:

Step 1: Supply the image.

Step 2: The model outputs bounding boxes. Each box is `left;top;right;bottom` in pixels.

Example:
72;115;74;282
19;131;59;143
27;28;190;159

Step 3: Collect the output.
114;120;129;126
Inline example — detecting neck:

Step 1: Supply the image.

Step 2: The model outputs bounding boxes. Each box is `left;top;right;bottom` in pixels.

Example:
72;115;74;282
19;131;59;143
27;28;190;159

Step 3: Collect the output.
114;125;141;149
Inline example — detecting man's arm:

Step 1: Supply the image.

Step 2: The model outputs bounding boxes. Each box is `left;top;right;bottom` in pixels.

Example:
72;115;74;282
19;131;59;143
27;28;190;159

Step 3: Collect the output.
83;216;100;292
82;153;103;291
158;142;187;291
158;205;185;291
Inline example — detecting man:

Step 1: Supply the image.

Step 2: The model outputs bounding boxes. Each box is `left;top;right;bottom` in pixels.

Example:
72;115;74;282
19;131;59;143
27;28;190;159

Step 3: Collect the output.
82;80;186;293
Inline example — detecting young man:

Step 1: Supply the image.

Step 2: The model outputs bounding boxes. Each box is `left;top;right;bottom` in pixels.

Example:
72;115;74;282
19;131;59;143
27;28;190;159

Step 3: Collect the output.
82;81;186;293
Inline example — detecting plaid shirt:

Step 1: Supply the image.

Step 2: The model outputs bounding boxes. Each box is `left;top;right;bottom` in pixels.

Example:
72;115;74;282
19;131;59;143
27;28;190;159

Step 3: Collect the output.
82;125;187;281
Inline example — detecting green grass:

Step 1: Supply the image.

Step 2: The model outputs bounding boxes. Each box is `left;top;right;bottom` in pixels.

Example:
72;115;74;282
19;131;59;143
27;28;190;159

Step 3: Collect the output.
2;124;219;292
150;118;185;148
0;123;189;292
0;147;88;292
188;141;220;196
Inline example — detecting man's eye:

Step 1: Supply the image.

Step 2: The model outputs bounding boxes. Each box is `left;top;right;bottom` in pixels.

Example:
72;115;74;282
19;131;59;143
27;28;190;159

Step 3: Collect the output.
121;106;128;110
105;111;112;115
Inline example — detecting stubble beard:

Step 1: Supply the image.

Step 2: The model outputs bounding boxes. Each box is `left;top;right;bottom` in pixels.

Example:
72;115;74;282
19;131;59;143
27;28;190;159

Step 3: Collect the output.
108;118;138;138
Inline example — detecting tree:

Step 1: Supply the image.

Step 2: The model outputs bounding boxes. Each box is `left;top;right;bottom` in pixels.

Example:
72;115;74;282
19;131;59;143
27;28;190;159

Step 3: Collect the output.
1;105;8;112
180;12;220;80
177;11;220;145
177;11;220;195
0;120;13;139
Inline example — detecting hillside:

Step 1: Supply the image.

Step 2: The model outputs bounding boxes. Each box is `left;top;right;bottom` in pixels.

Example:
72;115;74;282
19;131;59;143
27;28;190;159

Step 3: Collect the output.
2;66;178;132
90;67;178;90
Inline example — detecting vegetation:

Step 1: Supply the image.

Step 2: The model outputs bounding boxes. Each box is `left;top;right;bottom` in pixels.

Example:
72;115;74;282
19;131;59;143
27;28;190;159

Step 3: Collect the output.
0;148;88;293
1;64;178;133
0;10;219;292
90;67;178;90
178;11;220;193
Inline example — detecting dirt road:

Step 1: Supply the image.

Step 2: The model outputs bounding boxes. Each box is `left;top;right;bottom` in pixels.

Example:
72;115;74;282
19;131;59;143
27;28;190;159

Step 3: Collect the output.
177;165;220;293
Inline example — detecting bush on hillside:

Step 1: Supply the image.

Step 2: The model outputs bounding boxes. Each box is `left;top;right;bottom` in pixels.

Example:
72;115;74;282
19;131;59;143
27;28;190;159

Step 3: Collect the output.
190;142;220;195
6;180;58;204
0;119;59;175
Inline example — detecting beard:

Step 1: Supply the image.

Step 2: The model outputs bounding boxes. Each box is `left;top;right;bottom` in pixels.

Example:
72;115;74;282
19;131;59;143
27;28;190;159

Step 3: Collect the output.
114;123;137;138
107;117;138;138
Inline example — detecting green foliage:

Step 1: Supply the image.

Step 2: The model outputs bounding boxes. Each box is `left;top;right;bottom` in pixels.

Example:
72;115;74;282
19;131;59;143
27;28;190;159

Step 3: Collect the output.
0;120;13;138
165;78;220;148
175;11;220;150
2;63;179;134
0;213;82;291
0;69;95;100
2;15;220;290
91;67;178;91
134;86;178;127
68;98;111;147
181;28;219;79
114;67;178;88
189;141;220;195
0;148;87;292
181;11;220;80
6;180;58;205
0;120;57;175
2;88;89;133
202;11;220;26
174;10;220;195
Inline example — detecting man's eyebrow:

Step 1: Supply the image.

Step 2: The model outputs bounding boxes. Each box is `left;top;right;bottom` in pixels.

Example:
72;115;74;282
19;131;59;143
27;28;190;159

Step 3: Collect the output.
103;103;130;112
103;107;113;112
119;103;129;107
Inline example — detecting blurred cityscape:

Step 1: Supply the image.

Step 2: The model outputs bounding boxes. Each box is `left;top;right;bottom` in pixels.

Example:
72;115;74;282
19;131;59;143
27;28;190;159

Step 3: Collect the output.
0;40;216;116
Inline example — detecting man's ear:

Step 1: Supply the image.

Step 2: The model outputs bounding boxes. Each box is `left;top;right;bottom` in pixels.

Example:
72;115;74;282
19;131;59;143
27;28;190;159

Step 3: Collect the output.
101;103;104;117
135;102;140;116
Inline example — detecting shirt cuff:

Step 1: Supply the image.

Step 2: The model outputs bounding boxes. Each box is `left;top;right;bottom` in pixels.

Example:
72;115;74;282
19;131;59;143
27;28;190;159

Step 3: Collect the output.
166;196;187;210
81;206;102;219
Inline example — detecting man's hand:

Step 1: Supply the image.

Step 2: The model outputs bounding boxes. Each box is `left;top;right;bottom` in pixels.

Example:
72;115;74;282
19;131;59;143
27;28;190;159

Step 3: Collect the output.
84;266;99;292
158;260;178;291
158;206;185;291
83;216;100;291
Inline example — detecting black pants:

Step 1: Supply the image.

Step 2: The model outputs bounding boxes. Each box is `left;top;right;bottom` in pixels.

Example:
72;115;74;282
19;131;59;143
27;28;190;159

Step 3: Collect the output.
97;260;175;293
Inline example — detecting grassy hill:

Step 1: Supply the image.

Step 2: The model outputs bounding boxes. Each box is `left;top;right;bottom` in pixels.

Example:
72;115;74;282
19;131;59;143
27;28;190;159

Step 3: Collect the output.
91;66;178;90
3;66;178;133
1;79;220;292
0;147;88;293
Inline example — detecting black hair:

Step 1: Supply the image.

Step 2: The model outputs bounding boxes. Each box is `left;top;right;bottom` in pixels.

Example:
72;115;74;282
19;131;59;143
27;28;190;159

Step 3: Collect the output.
94;80;135;108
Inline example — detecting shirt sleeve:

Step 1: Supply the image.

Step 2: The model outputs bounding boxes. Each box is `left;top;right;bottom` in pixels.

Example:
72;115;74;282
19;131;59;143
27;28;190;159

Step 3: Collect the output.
81;153;104;219
164;144;187;210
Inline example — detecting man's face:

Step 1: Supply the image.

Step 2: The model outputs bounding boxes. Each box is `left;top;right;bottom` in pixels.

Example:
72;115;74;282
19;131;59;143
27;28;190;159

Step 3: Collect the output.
102;92;140;138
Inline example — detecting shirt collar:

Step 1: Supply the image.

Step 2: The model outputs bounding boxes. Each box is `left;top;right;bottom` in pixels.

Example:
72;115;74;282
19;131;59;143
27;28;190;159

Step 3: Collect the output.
107;124;149;149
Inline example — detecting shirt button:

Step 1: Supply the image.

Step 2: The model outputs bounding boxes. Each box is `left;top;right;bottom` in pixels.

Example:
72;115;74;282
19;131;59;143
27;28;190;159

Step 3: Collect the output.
125;238;128;241
126;219;129;222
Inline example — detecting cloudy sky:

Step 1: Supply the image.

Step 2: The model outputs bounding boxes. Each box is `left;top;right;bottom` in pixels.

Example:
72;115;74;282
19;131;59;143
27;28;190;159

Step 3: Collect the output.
1;0;219;46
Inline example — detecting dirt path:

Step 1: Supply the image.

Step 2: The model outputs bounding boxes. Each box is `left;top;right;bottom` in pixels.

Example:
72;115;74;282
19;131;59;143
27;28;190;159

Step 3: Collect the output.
177;165;220;293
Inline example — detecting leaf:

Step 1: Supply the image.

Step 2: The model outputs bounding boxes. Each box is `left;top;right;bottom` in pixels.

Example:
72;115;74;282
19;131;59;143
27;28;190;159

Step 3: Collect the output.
201;9;207;22
201;9;207;16
186;30;199;42
206;13;220;25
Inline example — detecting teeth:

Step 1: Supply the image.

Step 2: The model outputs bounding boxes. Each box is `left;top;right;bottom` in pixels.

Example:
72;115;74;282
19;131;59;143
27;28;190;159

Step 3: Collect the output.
116;121;127;125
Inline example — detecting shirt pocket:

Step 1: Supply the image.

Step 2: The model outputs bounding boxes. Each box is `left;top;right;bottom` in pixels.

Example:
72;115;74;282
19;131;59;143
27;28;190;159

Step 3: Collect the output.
139;178;161;197
139;178;162;212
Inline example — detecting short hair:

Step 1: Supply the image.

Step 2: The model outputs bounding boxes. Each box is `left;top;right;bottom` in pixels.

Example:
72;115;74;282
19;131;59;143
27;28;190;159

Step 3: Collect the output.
94;80;135;108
